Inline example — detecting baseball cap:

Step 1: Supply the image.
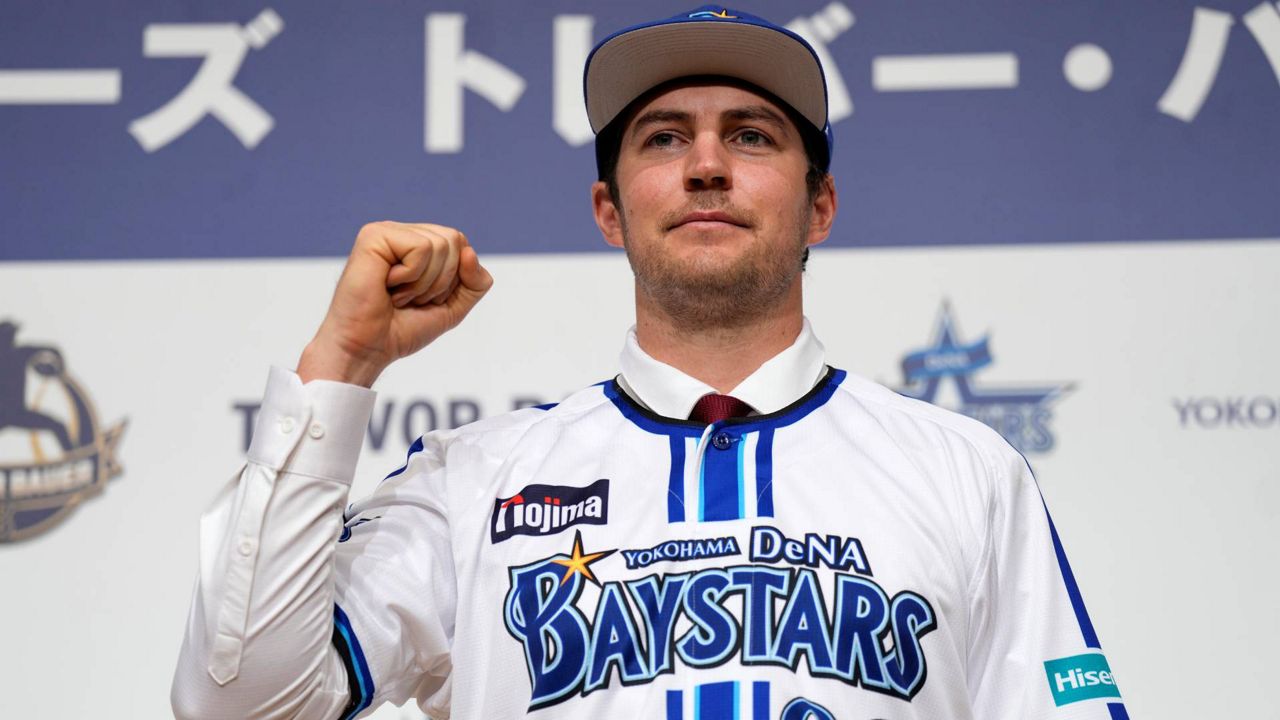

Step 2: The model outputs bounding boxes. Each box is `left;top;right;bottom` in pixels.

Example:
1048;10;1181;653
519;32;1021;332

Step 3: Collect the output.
584;5;833;171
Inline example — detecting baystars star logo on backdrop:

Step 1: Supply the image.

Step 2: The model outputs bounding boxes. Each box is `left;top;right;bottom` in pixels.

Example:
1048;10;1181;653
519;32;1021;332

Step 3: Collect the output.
897;304;1071;454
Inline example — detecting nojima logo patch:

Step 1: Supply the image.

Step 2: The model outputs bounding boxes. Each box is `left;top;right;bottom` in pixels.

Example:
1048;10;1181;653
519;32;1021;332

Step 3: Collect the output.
491;479;608;543
1044;652;1122;706
0;321;126;542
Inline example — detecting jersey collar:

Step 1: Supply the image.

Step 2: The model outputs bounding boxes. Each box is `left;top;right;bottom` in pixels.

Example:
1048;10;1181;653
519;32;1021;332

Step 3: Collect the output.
616;317;827;420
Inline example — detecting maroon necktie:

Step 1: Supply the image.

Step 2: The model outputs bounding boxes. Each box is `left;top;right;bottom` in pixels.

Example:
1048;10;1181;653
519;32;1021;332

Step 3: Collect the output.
689;394;752;424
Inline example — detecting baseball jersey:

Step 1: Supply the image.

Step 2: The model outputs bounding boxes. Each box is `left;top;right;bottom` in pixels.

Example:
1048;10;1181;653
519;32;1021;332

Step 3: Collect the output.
172;322;1128;720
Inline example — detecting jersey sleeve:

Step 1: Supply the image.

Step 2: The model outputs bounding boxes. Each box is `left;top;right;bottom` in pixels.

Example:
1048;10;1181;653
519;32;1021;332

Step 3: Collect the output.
329;435;458;719
966;446;1129;720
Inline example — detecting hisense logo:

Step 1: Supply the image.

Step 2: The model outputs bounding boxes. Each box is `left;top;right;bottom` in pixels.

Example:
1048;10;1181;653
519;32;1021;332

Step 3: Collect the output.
1053;666;1115;693
490;479;608;543
1044;652;1123;707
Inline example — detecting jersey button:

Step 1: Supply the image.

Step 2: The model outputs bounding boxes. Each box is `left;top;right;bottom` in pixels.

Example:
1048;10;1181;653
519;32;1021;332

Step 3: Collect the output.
711;431;734;450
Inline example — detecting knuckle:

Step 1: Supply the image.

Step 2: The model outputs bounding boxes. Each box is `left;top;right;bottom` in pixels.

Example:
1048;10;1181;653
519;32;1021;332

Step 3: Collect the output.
356;220;391;242
423;274;449;293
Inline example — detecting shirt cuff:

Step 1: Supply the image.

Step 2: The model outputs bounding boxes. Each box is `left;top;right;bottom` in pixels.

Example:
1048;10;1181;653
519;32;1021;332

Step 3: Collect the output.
246;366;377;483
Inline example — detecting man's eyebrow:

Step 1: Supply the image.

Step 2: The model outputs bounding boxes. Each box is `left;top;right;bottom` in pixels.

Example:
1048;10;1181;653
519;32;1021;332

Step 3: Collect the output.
628;109;692;136
625;105;792;138
723;105;790;131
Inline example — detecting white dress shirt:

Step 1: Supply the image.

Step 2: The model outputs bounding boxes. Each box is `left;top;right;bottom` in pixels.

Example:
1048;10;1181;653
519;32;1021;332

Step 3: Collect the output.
615;318;827;418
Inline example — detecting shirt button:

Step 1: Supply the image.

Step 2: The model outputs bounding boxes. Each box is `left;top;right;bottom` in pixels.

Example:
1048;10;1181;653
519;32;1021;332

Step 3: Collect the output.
237;538;256;557
278;416;295;434
711;432;734;451
308;422;325;440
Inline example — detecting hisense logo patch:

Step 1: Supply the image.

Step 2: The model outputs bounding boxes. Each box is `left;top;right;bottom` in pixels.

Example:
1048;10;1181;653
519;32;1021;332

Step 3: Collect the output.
1044;652;1122;706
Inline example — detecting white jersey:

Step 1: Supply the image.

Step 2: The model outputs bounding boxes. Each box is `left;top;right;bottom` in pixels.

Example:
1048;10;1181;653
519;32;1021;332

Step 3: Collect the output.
172;341;1127;720
332;369;1126;719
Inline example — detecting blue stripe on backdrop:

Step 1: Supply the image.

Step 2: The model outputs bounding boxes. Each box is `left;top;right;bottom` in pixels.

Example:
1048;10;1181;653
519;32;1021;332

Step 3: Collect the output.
2;0;1279;261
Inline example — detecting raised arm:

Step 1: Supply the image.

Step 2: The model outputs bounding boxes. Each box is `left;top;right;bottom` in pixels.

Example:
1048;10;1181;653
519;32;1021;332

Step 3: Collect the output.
171;223;492;719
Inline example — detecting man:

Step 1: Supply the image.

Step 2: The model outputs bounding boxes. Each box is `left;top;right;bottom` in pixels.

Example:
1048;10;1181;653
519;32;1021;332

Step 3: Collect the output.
173;6;1127;719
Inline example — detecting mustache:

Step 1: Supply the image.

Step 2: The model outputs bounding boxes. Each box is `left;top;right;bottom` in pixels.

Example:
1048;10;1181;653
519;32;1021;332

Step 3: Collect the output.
660;197;758;231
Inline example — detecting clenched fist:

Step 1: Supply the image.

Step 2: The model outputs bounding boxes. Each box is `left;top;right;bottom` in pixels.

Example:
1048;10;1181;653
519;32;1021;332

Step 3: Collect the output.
297;221;493;387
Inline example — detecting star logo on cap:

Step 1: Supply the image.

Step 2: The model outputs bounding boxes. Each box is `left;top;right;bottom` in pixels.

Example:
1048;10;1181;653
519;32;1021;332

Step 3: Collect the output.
550;530;615;586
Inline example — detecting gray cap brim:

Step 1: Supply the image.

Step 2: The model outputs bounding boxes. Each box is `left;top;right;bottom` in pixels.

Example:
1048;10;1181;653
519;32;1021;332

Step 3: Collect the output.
585;20;828;134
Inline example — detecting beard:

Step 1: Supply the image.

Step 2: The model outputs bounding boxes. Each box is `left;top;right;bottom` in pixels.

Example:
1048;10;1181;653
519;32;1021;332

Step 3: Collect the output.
621;196;810;333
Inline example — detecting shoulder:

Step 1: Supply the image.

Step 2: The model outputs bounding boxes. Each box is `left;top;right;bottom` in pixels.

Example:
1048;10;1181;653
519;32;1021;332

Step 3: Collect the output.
432;379;617;453
358;380;618;503
829;369;1025;475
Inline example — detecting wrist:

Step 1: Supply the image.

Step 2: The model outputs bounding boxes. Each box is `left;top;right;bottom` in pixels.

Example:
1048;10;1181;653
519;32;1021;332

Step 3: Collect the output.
296;336;387;388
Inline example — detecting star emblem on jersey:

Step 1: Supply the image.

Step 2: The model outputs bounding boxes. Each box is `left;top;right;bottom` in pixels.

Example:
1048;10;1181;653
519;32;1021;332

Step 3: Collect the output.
551;530;614;586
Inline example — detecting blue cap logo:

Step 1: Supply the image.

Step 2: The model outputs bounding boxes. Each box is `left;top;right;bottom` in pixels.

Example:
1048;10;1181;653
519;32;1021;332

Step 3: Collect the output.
688;9;738;20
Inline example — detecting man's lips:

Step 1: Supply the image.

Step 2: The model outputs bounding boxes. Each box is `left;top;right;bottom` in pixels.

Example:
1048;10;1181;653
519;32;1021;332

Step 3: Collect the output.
668;210;750;230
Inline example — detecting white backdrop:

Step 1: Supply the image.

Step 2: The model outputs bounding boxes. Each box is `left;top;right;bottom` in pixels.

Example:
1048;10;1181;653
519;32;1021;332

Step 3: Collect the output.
1;239;1277;718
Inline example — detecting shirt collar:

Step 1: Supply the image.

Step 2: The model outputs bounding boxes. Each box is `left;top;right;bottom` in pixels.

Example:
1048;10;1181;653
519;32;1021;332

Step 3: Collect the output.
616;318;827;420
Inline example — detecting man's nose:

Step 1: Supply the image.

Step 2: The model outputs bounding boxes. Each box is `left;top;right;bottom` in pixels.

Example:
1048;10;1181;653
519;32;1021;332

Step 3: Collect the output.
684;132;731;191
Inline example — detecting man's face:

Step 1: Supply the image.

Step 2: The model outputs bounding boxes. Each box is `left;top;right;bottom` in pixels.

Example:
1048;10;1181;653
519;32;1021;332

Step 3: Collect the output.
592;82;835;331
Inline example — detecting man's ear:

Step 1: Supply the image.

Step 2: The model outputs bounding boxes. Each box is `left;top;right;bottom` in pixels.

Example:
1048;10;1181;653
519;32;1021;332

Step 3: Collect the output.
806;174;837;247
592;181;626;249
